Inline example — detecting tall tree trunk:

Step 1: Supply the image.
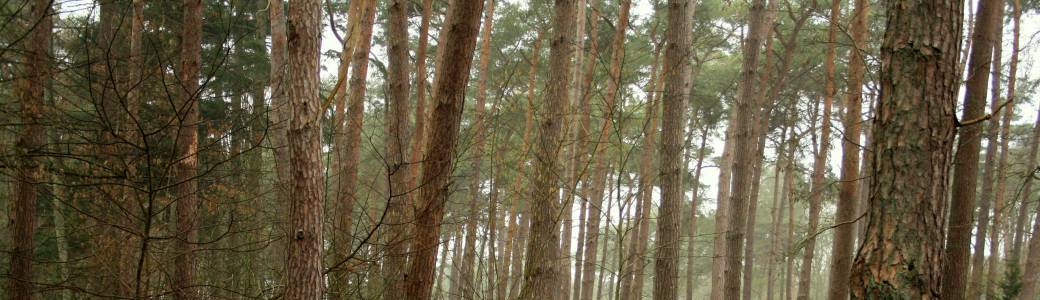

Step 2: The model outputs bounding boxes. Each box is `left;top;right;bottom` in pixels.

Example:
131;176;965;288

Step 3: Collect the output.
402;0;485;297
328;0;373;297
381;0;414;297
560;0;588;297
630;56;666;300
686;130;708;300
266;0;292;286
461;1;496;298
796;0;838;298
1015;109;1040;299
848;0;962;294
174;0;202;298
283;0;325;299
517;0;575;297
722;0;769;295
767;126;789;300
941;0;1001;296
784;144;797;300
825;0;869;296
8;1;50;299
572;2;600;297
621;36;661;300
989;0;1020;286
970;1;1005;297
579;1;630;299
653;0;692;298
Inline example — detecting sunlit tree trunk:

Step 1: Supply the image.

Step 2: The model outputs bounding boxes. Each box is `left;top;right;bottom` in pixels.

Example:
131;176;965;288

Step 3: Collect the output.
988;0;1020;286
381;0;414;296
849;0;962;295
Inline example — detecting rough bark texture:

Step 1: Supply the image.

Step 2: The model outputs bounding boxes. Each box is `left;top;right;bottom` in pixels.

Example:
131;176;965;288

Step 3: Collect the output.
8;1;50;299
381;0;414;297
173;1;202;298
941;0;1000;296
848;0;962;295
722;0;769;296
517;0;574;298
283;0;325;299
825;0;868;296
653;0;692;298
572;2;600;297
402;0;484;297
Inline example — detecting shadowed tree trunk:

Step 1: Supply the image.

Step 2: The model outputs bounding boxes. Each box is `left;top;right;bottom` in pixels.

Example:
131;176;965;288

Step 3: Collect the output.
1016;106;1040;299
173;0;202;298
381;0;414;296
7;0;50;299
402;0;485;297
266;0;291;285
517;0;575;298
283;0;325;299
653;0;692;297
849;0;962;294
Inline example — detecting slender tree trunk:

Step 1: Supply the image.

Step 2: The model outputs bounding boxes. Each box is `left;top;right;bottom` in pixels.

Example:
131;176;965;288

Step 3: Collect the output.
1015;108;1040;300
283;0;325;299
381;0;414;297
572;2;601;297
621;36;661;300
989;0;1020;286
265;0;292;287
722;0;769;296
742;125;769;300
630;57;666;300
942;0;1001;296
796;0;838;298
328;0;373;297
461;1;496;298
784;144;797;300
517;0;575;297
402;0;485;297
653;0;693;298
767;127;789;300
849;0;962;295
826;0;868;296
580;1;629;299
560;0;588;297
173;1;202;298
8;1;50;299
686;130;707;300
970;1;1005;297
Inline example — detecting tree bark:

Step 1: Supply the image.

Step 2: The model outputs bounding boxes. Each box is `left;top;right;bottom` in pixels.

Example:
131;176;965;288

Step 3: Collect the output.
381;0;414;297
969;1;1005;297
173;0;202;298
941;0;1001;296
402;0;485;297
722;0;769;296
8;1;50;299
825;0;868;296
517;0;575;298
283;0;325;299
653;0;692;298
848;0;962;295
1015;106;1040;300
